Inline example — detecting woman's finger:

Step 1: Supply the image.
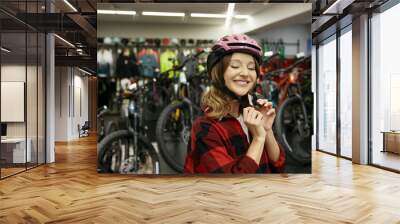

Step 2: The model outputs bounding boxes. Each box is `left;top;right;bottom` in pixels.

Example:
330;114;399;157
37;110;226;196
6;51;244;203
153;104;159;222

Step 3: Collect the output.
248;108;256;121
249;109;255;119
244;107;253;122
256;99;273;111
243;107;250;120
250;108;259;123
257;99;269;106
263;102;273;110
266;108;275;116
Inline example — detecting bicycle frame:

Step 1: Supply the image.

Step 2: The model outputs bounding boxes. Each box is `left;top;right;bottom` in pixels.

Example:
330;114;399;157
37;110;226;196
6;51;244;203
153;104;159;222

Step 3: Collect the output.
120;85;150;173
260;56;311;107
97;106;109;141
163;52;207;125
128;98;140;172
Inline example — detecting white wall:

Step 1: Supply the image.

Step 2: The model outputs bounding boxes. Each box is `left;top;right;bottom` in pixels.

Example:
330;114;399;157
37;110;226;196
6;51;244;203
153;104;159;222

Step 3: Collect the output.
98;22;229;39
55;67;89;141
55;67;68;141
250;24;311;57
72;72;89;138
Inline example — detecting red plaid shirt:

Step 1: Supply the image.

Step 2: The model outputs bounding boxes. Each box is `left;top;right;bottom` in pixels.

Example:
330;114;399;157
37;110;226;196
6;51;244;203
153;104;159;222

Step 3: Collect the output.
184;115;286;174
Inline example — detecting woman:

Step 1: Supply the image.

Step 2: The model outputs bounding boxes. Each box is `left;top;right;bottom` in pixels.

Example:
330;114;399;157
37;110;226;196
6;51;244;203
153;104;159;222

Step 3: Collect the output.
184;34;285;174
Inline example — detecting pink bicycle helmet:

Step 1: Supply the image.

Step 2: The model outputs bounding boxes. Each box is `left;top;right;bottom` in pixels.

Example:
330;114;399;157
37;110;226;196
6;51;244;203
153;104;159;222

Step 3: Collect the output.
207;34;263;73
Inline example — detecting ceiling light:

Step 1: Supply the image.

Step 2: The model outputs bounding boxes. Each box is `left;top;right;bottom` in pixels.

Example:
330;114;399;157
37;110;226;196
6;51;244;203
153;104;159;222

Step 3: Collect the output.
1;47;11;53
190;13;249;20
98;10;136;15
63;0;78;12
54;34;75;48
234;15;250;19
142;11;185;17
225;3;235;27
190;13;226;18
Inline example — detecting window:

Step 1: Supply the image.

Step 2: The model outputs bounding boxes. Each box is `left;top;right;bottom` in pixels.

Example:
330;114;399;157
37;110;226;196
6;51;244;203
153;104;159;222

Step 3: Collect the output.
370;2;400;171
317;35;337;154
339;27;352;158
0;1;46;179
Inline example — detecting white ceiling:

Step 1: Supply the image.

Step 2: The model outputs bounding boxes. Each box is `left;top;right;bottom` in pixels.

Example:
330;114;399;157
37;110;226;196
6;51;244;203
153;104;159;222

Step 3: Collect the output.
97;3;273;25
97;3;311;39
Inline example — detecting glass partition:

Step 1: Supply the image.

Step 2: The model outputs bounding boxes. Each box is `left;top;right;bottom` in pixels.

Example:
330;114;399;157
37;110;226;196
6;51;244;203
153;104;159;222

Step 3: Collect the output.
38;32;45;165
371;3;400;171
317;35;337;154
0;1;46;179
1;31;28;177
27;31;38;169
339;27;352;158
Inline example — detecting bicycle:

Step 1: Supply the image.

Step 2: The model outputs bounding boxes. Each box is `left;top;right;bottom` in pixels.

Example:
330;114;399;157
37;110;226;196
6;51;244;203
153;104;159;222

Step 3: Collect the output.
259;56;312;165
97;82;160;174
97;105;118;143
155;50;208;173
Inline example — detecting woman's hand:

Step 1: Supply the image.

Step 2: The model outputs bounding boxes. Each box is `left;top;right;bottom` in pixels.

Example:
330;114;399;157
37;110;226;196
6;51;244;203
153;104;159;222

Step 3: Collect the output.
243;107;266;140
256;99;276;132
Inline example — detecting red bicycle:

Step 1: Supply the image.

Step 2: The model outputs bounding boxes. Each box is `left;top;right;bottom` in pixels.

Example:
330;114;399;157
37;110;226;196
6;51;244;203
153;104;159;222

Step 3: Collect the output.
257;56;312;165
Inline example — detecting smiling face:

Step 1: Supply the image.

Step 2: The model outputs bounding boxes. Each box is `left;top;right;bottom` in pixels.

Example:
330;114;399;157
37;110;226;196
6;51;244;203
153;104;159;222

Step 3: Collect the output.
223;52;257;97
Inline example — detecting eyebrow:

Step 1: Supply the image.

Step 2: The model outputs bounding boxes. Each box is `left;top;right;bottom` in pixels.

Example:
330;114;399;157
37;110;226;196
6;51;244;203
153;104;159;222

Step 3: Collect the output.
230;59;255;65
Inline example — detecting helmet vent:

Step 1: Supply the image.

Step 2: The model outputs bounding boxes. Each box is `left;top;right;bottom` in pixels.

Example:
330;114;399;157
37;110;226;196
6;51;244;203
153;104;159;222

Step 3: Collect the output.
227;43;261;52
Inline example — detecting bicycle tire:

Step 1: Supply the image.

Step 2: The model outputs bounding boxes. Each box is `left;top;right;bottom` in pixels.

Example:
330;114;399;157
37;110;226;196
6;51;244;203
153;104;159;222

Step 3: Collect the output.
105;121;118;135
98;130;160;174
156;101;191;173
275;96;311;165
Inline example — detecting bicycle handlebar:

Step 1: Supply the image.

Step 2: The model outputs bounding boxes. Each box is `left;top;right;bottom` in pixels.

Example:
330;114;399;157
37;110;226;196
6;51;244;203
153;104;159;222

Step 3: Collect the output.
263;56;311;78
160;50;205;76
262;53;280;64
97;105;109;118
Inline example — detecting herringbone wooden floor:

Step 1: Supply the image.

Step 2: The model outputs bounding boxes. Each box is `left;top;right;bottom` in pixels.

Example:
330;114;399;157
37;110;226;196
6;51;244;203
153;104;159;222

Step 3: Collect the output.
0;135;399;224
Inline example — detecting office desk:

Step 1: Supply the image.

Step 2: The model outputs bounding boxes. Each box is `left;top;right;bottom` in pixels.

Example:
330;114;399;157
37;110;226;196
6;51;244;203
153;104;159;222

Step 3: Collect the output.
381;131;400;154
1;138;32;163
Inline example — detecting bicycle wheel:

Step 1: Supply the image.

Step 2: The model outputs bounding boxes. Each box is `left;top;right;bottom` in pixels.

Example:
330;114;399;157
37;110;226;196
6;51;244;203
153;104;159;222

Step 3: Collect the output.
275;95;311;165
156;101;191;173
97;122;105;142
98;130;160;174
105;121;118;135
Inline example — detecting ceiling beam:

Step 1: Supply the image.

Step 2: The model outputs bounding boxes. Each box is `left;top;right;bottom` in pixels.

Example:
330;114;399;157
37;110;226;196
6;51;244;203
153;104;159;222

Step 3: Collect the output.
55;55;96;71
66;13;97;47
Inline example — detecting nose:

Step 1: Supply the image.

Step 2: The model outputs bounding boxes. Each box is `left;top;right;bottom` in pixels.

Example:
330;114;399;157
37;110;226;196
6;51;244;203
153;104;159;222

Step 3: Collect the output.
239;66;250;77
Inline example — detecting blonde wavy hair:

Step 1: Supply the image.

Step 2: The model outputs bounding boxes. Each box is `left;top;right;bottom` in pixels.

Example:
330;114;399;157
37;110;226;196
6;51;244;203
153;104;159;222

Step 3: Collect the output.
202;54;259;119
